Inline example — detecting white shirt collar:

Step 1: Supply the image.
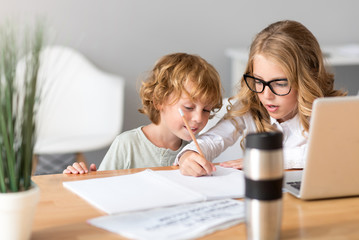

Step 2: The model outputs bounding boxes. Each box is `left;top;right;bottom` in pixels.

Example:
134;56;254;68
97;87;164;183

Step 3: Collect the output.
270;114;300;130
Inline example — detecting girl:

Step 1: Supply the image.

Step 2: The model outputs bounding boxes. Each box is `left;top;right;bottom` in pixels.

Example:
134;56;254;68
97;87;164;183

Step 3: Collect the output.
176;20;347;177
64;53;223;174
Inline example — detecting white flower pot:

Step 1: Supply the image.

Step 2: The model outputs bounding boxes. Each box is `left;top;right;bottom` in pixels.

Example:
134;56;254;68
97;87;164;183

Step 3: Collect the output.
0;183;40;240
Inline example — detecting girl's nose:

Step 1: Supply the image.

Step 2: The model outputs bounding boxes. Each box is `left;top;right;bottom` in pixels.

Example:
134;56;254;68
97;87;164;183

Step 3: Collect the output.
262;86;275;99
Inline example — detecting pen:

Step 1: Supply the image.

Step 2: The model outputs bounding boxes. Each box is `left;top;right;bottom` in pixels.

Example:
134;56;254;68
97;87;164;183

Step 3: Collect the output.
178;108;204;157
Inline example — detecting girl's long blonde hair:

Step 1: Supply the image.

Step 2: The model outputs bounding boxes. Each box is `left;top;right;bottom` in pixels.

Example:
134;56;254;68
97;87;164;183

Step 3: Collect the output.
227;20;346;137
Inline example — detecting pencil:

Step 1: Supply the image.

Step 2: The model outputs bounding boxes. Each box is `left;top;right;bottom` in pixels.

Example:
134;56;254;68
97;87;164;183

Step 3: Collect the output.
178;108;204;157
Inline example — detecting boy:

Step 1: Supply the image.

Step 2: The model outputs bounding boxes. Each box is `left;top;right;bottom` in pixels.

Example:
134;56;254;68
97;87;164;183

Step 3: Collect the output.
64;53;223;173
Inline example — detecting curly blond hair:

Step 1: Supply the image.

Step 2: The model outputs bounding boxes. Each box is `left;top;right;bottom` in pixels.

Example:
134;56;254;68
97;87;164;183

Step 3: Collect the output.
139;53;223;124
227;20;347;136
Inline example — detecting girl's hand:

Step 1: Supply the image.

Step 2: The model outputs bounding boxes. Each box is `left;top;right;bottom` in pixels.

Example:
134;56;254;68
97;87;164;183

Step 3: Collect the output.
63;162;97;174
219;159;243;169
178;151;216;177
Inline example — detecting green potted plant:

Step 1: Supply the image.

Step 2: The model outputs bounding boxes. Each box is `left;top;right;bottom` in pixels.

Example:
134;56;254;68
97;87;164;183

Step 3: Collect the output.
0;21;45;240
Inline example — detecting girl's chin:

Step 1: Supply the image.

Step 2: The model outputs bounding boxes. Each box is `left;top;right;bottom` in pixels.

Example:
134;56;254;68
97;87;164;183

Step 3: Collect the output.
268;113;282;121
269;112;296;123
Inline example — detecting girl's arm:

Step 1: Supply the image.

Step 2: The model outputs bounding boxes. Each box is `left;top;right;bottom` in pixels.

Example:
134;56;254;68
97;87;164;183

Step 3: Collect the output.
176;116;244;163
176;114;254;176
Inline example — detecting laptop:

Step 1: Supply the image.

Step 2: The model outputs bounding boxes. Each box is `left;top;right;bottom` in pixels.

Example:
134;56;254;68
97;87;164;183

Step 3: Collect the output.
284;96;359;200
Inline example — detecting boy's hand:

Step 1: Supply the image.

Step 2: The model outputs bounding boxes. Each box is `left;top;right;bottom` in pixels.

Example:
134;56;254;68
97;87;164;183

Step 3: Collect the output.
63;162;97;174
219;159;243;169
178;151;216;177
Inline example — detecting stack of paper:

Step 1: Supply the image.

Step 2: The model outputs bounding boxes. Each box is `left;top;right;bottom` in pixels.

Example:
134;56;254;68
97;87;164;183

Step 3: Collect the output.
63;166;244;214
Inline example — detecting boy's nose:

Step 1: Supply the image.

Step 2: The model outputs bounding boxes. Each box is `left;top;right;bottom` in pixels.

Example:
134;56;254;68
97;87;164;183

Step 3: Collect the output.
191;111;204;123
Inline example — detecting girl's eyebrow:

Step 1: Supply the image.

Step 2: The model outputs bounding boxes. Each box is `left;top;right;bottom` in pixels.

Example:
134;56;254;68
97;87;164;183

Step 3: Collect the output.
253;74;287;81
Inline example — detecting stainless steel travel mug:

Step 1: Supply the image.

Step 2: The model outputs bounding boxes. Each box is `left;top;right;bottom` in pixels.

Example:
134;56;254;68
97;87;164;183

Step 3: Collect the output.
244;132;284;240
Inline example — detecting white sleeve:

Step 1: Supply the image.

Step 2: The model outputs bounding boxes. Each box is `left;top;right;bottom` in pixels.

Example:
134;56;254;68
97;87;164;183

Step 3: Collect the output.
175;115;249;164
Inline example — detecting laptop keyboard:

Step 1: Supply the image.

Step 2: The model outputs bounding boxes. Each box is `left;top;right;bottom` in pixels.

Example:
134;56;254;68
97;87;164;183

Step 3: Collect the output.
287;181;301;190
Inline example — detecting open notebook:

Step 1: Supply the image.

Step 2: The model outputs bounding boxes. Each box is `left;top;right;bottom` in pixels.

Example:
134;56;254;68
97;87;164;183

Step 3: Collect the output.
284;96;359;200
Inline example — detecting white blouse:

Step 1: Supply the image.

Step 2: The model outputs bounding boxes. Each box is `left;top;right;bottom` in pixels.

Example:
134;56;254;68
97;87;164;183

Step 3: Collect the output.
175;111;307;169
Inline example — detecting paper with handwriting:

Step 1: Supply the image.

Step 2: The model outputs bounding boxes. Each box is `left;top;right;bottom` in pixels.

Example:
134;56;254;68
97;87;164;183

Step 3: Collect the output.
88;198;244;240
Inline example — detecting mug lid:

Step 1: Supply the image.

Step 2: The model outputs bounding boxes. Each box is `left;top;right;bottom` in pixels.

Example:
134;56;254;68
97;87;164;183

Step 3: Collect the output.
245;132;283;150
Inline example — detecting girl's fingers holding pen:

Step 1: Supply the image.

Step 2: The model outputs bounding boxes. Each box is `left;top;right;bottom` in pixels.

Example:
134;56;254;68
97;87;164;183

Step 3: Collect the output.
180;162;207;177
191;154;215;176
179;151;214;177
190;163;208;177
179;154;203;176
201;160;215;176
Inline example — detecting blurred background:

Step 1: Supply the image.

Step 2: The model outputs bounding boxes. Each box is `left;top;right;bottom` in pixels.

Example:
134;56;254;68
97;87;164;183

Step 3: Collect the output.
2;0;358;167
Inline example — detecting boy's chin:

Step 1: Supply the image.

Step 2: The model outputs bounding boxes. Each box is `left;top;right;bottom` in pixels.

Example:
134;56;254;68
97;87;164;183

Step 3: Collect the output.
183;136;193;142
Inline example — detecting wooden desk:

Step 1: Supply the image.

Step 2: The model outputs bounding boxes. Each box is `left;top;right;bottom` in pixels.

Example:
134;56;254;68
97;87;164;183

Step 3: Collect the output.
32;167;359;240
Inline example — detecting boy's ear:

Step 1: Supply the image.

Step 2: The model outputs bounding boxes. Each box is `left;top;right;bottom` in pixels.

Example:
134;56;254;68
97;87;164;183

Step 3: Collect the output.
153;98;162;111
156;104;163;111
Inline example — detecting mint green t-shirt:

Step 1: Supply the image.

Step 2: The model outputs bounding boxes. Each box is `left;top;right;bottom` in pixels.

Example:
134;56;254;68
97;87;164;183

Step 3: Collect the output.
98;126;188;170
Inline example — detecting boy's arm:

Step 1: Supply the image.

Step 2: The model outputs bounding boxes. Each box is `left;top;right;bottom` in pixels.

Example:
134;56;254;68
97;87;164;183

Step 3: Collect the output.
63;162;97;174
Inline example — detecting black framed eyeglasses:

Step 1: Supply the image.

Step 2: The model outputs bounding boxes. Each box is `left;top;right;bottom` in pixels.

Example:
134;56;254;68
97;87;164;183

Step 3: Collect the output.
243;74;291;96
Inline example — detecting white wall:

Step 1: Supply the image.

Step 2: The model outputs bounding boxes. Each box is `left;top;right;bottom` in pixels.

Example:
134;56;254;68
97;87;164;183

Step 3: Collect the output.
2;0;359;163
